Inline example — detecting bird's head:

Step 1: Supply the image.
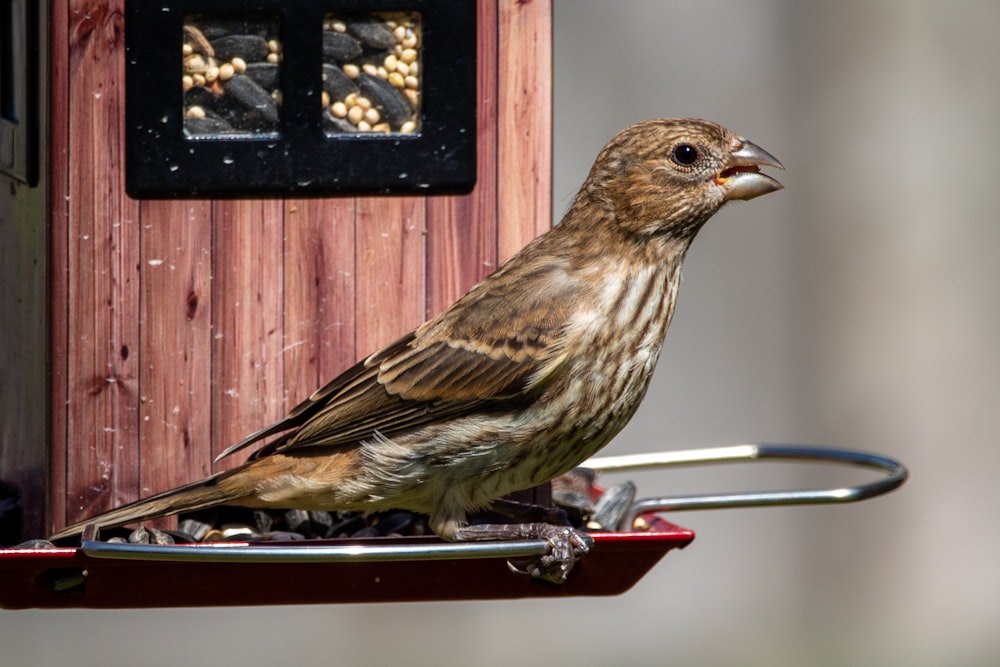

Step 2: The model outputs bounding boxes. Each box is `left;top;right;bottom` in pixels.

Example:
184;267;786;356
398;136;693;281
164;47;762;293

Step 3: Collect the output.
579;118;783;239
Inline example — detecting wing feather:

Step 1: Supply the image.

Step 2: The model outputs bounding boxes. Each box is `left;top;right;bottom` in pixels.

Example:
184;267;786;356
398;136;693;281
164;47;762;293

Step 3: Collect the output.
216;257;580;461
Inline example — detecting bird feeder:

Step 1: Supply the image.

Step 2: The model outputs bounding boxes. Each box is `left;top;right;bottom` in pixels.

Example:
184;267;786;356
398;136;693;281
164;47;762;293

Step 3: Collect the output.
0;0;553;544
0;0;907;608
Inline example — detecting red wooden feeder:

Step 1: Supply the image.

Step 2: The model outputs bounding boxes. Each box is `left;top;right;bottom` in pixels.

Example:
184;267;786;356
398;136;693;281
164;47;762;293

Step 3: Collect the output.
1;0;553;544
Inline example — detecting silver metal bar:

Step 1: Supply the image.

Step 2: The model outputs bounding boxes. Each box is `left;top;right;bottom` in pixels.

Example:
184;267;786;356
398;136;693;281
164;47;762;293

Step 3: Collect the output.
584;444;763;472
582;444;908;530
82;539;551;564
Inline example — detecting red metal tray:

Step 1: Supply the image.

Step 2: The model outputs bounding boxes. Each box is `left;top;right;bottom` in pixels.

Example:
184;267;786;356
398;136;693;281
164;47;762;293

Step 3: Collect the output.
0;526;694;609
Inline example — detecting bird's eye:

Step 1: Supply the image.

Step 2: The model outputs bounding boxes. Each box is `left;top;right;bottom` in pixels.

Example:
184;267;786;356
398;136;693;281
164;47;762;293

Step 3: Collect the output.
671;143;699;166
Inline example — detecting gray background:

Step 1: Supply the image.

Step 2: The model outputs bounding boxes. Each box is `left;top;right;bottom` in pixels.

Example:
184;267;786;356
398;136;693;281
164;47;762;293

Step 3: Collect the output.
4;1;999;665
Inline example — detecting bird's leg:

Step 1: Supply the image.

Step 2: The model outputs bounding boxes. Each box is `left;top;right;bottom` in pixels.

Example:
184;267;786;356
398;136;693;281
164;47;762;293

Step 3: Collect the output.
452;522;594;584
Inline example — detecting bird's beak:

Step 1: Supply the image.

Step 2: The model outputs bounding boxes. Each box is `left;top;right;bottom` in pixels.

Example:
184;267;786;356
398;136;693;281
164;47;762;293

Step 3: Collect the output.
716;138;784;201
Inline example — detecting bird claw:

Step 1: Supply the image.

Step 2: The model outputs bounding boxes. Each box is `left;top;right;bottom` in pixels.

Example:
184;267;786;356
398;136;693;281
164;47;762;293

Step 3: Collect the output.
454;522;594;583
505;525;594;584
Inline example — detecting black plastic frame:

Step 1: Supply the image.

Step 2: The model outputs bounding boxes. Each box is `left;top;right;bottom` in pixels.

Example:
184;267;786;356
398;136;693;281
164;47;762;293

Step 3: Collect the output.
125;0;476;197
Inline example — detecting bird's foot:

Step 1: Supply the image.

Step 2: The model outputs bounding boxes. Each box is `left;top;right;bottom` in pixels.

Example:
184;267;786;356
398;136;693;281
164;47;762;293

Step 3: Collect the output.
453;522;594;584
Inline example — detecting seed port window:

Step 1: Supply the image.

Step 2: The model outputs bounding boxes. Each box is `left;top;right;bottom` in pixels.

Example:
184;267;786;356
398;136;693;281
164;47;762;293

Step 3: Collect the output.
182;15;284;138
321;12;422;137
125;0;476;197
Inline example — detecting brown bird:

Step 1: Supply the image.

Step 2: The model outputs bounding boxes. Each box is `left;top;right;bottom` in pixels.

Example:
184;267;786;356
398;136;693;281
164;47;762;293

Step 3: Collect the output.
51;118;782;581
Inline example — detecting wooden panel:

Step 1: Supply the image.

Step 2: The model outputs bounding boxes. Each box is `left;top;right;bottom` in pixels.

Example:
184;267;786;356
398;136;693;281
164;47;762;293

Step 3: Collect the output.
282;199;358;407
355;197;427;356
425;0;500;318
48;0;71;530
138;200;214;497
63;1;143;525
210;200;287;466
46;0;552;534
498;0;552;261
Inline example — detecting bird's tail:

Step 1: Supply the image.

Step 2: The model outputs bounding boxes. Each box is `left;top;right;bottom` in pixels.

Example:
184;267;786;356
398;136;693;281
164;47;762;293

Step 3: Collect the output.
50;470;245;542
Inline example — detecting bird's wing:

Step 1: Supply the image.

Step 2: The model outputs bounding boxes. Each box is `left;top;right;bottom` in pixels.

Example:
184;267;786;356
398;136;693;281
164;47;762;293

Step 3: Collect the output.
216;261;578;460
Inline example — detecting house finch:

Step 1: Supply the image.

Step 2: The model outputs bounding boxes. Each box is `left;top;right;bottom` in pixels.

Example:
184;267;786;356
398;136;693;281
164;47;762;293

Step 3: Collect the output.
52;118;782;581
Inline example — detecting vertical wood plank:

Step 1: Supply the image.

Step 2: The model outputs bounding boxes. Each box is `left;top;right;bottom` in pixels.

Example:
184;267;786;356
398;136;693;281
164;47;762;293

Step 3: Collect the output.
48;0;71;531
425;0;500;318
496;0;553;508
63;1;142;525
138;200;214;498
211;200;286;467
498;0;553;261
355;197;426;356
283;199;357;407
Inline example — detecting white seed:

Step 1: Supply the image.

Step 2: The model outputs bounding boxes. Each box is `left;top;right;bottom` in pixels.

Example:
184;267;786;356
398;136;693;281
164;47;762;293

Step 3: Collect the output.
267;52;280;64
376;66;388;79
218;63;235;81
186;105;206;119
204;66;219;83
393;25;406;41
343;63;360;78
373;122;391;134
362;63;377;77
268;39;281;54
401;120;416;134
272;90;282;105
231;57;246;73
192;73;206;87
185;54;205;72
388;72;405;88
404;75;419;90
321;90;330;108
395;61;409;77
364;107;380;124
345;92;358;107
404;89;419;108
347;105;364;125
384;54;398;71
400;48;418;64
182;75;194;91
402;33;417;49
357;120;372;132
356;96;372;111
332;20;347;33
182;43;193;56
407;61;419;76
331;101;348;118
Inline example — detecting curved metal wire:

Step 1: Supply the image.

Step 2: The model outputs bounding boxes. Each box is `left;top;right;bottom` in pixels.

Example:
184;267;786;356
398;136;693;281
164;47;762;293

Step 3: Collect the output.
583;444;908;530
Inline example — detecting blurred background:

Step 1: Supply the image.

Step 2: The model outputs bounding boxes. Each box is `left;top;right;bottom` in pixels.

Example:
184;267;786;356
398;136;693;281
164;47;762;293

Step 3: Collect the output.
4;1;999;664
